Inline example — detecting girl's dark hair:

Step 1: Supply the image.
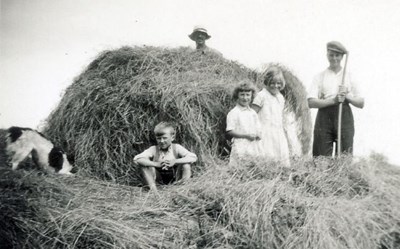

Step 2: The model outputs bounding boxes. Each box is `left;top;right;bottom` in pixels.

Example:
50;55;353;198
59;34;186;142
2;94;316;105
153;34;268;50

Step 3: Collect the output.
232;80;257;101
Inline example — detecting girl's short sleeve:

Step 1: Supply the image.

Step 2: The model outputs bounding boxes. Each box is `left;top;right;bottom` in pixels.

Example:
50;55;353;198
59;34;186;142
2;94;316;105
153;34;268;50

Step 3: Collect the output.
252;90;265;107
226;109;236;132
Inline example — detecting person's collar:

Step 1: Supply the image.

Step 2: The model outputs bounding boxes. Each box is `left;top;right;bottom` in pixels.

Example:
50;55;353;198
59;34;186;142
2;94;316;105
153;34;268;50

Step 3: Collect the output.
327;66;343;74
196;44;208;50
264;88;276;97
158;144;172;152
236;104;251;110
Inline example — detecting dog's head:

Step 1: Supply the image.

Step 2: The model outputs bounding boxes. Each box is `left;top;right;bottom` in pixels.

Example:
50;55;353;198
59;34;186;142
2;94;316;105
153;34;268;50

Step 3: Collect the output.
48;147;74;175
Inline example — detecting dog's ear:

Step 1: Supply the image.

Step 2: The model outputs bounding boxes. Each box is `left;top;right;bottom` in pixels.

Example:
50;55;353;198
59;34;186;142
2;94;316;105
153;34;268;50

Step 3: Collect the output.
8;127;23;143
66;153;75;165
48;147;64;172
70;166;78;174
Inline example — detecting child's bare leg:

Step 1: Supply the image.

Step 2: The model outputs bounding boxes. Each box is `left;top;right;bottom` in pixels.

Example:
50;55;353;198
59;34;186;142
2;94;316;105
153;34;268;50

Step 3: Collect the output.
177;163;191;181
141;166;157;191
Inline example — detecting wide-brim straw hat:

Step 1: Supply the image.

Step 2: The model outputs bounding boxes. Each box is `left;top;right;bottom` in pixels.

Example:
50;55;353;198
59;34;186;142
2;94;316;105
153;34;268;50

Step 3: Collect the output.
188;26;211;41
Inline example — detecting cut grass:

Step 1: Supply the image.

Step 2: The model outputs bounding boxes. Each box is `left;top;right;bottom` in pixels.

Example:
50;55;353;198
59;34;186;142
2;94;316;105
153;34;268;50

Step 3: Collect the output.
1;155;399;248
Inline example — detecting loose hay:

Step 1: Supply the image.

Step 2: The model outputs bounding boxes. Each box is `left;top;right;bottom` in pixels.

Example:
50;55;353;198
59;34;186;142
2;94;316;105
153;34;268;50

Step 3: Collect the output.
171;156;400;249
0;168;200;249
43;46;311;185
1;155;399;248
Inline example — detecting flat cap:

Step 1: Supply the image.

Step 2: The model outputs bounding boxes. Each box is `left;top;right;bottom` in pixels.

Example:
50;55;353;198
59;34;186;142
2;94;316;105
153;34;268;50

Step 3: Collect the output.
327;41;347;54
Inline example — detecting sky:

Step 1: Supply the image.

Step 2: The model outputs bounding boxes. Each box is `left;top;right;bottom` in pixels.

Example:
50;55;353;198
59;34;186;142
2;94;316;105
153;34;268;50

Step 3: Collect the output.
1;0;400;165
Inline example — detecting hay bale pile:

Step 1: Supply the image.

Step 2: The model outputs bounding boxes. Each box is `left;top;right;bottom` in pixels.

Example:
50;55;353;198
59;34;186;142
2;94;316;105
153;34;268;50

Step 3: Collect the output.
0;168;199;248
1;156;399;248
44;46;311;184
172;156;400;248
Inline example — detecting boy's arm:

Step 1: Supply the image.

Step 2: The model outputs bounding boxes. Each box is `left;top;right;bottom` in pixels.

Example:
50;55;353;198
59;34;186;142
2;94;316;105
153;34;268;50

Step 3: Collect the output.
134;147;162;168
135;158;162;168
175;153;197;164
162;145;197;168
175;144;197;164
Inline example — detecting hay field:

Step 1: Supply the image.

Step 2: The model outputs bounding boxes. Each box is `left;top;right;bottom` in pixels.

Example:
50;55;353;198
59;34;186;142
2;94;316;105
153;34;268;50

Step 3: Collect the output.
1;154;399;248
1;46;399;248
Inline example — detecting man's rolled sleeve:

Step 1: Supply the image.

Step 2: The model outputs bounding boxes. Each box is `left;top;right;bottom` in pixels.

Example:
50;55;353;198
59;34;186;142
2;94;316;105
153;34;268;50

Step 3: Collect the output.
307;76;321;99
349;73;362;98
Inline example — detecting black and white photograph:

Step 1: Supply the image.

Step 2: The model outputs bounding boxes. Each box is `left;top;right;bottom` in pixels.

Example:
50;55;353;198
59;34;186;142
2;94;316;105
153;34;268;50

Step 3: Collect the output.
1;0;399;248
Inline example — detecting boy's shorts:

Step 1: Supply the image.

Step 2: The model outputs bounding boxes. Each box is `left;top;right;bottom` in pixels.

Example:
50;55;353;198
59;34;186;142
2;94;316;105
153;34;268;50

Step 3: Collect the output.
156;167;177;185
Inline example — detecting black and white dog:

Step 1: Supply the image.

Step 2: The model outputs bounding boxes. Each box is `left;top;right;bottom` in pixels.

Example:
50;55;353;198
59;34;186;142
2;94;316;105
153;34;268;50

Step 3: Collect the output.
6;126;73;174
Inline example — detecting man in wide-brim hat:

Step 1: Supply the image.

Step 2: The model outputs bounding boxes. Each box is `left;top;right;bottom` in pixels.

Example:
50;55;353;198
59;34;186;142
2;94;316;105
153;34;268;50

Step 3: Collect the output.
188;26;211;51
307;41;365;157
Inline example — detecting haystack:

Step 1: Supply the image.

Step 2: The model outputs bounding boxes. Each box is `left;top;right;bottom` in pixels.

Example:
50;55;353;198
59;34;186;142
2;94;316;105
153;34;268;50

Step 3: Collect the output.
44;46;310;184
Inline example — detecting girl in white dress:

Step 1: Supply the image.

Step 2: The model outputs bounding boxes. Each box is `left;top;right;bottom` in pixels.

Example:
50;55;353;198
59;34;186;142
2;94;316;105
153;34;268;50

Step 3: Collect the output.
226;81;262;165
252;67;290;166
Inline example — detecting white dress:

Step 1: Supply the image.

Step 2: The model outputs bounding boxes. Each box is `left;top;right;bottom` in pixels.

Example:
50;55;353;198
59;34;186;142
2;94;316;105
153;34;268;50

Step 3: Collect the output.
226;105;261;165
253;88;290;165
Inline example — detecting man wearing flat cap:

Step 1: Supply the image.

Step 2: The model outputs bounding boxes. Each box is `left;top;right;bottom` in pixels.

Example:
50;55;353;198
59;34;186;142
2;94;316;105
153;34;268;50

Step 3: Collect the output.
188;26;221;55
308;41;364;157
